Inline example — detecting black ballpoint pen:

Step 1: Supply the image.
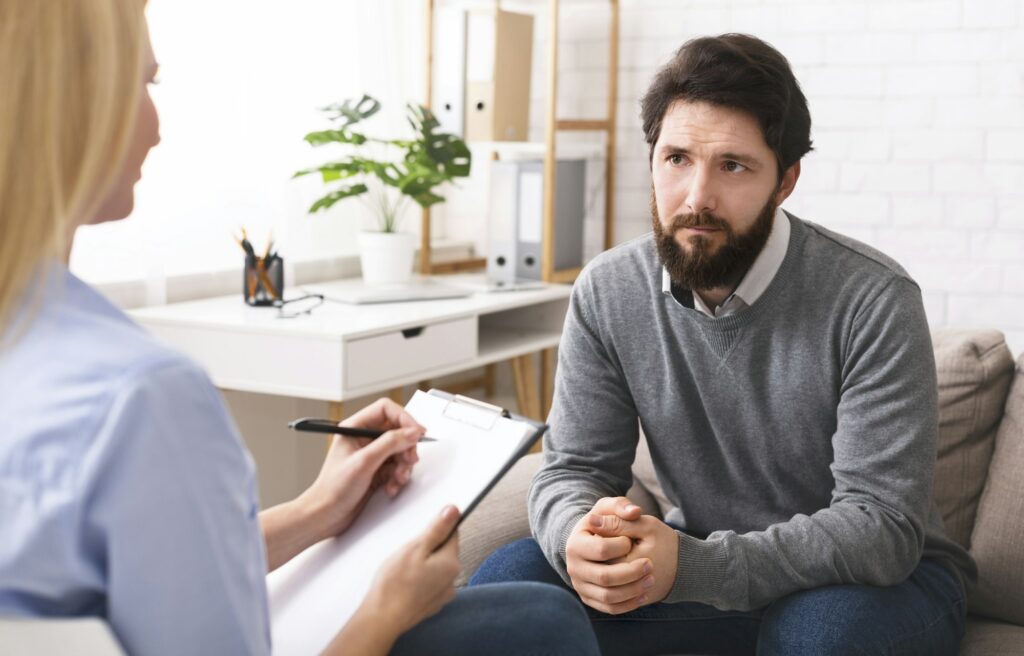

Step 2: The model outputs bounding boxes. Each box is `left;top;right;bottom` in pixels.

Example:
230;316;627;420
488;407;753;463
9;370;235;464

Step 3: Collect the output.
288;417;437;441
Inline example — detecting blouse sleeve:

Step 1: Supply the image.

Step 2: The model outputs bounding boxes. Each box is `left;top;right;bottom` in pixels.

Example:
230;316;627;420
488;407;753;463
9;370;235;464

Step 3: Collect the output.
81;356;271;656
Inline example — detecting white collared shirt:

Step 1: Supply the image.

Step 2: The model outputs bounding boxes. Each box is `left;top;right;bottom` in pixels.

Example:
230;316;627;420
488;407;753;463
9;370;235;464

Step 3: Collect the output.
661;207;791;317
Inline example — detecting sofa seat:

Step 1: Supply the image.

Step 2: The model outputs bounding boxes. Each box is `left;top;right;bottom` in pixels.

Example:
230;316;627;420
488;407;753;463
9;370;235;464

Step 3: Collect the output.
960;618;1024;655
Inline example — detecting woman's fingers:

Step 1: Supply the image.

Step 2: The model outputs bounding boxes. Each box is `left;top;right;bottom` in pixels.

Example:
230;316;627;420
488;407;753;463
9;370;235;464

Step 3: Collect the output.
344;397;425;434
353;426;423;474
420;505;461;554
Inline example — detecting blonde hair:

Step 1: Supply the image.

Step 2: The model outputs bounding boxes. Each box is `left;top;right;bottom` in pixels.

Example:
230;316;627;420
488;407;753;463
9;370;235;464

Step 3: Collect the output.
0;0;146;340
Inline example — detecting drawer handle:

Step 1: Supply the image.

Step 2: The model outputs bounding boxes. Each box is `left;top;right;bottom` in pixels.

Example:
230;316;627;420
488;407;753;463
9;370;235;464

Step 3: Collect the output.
401;326;425;339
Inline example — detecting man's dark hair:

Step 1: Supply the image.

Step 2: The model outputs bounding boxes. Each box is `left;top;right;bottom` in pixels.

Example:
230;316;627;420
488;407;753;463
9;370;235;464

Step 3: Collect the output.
641;34;813;178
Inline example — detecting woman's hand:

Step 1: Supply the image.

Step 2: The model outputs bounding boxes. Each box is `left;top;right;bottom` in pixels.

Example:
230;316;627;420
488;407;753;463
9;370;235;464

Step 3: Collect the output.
324;505;462;656
261;398;426;572
364;504;462;633
299;398;426;541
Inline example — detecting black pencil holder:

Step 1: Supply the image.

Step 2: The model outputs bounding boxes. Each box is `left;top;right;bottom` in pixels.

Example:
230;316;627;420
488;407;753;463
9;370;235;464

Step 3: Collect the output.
244;255;284;306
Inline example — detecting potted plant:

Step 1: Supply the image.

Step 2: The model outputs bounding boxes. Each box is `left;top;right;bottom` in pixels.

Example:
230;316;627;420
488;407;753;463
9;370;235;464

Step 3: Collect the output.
293;95;471;285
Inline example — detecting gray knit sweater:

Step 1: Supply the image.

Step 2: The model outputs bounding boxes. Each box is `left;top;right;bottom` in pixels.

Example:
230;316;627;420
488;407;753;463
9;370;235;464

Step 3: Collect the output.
529;213;976;612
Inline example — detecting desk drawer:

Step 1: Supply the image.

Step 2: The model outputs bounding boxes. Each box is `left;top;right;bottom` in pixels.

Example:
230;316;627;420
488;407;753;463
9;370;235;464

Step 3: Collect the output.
345;317;477;390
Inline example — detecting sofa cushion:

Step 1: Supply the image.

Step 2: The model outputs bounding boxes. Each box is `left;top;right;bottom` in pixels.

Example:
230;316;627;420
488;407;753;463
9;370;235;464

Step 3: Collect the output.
959;616;1024;655
968;353;1024;624
457;454;539;586
930;329;1015;549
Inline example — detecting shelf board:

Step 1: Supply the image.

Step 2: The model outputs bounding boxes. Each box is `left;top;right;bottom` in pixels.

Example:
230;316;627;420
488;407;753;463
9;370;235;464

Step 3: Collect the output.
469;140;605;160
557;119;611;131
479;326;562;362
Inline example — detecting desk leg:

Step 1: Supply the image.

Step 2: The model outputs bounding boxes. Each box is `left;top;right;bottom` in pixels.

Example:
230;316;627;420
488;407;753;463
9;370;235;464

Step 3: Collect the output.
327;401;345;453
484;363;497;398
541;348;556;419
512;353;541;421
527;351;552;455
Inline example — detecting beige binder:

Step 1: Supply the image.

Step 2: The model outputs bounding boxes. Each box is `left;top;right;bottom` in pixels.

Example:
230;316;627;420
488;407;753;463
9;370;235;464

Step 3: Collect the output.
464;9;533;142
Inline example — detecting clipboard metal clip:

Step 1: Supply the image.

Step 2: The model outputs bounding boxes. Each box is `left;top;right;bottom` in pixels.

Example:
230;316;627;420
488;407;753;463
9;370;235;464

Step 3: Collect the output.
437;392;512;432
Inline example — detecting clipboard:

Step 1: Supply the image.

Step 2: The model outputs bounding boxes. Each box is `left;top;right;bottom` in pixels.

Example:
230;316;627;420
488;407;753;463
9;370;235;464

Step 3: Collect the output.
425;389;547;533
266;389;547;655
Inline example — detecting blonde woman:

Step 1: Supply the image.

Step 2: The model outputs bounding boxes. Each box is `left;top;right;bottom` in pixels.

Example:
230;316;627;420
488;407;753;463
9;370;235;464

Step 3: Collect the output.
0;2;598;654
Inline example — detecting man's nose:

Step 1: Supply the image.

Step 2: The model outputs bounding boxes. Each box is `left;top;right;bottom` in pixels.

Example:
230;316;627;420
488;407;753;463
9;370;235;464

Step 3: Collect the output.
684;166;717;215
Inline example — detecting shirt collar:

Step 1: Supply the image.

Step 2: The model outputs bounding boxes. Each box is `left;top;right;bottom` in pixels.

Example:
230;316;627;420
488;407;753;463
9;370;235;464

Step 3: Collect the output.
661;207;791;315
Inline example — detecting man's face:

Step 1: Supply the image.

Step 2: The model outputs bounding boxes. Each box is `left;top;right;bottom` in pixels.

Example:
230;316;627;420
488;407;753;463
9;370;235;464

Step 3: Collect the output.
650;100;798;290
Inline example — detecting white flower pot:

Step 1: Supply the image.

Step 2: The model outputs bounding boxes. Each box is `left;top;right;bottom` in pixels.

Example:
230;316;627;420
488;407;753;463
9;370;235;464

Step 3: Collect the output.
357;231;417;285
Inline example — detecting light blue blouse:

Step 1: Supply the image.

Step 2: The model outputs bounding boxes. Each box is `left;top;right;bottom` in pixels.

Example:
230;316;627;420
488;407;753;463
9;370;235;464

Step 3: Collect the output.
0;266;271;655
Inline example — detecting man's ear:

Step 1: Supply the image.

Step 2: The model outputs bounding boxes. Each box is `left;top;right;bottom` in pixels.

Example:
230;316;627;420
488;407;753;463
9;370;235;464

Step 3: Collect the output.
775;160;801;205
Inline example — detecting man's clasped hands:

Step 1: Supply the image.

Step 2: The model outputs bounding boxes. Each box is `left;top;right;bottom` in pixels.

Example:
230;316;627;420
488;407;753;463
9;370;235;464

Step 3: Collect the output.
565;497;680;615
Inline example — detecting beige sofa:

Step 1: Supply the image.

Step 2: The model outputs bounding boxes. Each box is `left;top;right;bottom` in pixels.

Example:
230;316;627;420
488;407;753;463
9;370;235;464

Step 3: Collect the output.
457;329;1024;654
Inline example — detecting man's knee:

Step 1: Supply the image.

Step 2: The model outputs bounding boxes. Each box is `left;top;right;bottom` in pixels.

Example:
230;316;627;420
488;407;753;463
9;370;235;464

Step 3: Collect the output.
757;586;873;656
757;580;961;656
468;538;564;587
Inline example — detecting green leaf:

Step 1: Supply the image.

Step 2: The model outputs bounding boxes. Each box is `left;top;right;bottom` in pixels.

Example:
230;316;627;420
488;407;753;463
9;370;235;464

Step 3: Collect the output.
409;190;445;207
295;96;472;214
397;168;445;201
431;135;472;178
308;183;368;213
403;103;472;180
292;160;365;181
303;128;368;146
321;95;381;127
368;163;403;188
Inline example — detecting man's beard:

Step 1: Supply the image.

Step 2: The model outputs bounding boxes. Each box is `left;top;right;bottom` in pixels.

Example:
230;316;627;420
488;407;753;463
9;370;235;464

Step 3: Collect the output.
651;189;777;291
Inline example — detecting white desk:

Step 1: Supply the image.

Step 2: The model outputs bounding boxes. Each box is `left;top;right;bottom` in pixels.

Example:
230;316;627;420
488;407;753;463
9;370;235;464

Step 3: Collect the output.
129;275;571;419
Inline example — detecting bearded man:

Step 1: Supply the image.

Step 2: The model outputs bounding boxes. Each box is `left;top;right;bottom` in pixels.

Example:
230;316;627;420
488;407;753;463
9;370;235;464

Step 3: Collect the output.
470;34;974;656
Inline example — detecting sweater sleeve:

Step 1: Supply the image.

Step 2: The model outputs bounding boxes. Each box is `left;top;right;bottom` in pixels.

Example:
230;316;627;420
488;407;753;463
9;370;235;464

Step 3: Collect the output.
667;276;939;610
528;270;641;583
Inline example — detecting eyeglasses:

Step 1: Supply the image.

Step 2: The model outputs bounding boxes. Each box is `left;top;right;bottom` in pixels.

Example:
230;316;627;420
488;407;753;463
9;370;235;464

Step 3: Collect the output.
275;293;324;319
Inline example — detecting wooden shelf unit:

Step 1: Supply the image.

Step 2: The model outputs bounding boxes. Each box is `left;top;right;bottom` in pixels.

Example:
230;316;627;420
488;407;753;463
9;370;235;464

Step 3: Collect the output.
420;0;619;284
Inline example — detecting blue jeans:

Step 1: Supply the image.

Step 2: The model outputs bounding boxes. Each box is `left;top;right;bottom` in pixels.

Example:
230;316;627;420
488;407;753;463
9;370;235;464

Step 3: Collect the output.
469;539;966;656
390;581;601;656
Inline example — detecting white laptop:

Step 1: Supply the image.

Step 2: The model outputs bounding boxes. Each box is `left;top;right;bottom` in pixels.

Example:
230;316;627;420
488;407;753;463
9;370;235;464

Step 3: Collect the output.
447;278;548;293
305;277;472;305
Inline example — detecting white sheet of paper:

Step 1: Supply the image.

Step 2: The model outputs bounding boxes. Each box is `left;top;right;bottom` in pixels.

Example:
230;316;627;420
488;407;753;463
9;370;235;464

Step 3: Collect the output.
266;391;532;655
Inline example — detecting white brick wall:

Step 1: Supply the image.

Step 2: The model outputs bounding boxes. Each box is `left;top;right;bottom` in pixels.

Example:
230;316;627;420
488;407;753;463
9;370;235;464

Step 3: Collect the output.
530;0;1024;356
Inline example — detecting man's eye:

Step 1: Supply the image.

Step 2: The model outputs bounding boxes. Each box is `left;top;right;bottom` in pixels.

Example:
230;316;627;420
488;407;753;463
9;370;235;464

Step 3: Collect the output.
724;161;747;173
668;154;685;165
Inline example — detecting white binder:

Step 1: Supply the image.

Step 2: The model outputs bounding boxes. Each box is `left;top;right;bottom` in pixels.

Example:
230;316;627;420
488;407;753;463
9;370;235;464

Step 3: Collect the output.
433;8;468;137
